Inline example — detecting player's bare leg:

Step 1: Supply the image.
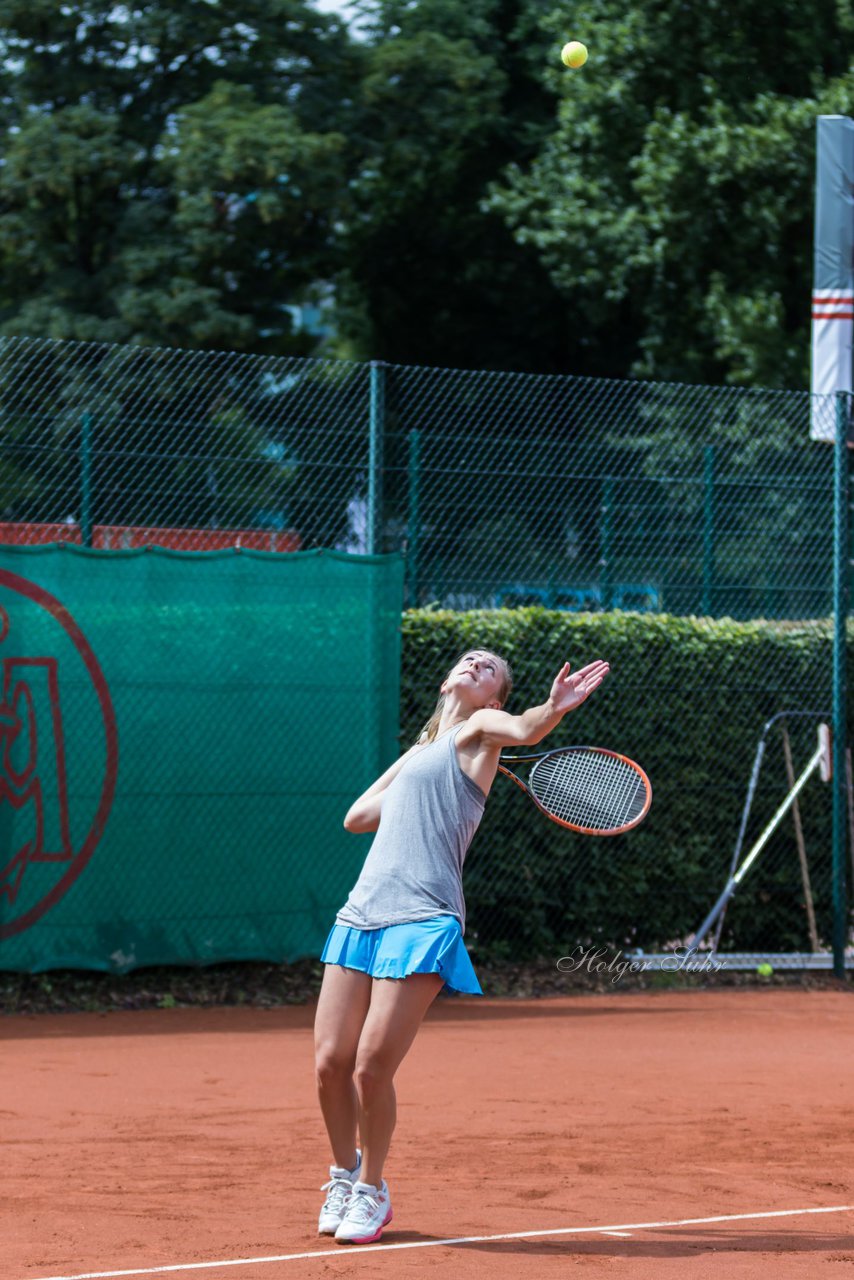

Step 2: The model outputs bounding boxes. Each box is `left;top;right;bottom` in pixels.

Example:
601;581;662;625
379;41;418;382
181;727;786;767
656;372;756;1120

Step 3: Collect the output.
314;964;372;1168
354;972;445;1188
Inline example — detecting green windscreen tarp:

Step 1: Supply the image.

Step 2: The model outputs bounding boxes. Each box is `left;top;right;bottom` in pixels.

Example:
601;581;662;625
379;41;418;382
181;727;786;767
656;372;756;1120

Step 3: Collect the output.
0;546;403;973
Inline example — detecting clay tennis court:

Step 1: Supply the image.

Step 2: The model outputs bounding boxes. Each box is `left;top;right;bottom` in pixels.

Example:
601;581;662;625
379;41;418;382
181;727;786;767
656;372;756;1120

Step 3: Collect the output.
4;988;854;1280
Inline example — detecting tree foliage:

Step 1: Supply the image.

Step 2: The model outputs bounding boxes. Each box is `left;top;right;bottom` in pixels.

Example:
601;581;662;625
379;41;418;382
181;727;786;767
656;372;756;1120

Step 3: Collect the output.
0;0;358;352
331;0;574;370
487;0;854;385
0;0;852;381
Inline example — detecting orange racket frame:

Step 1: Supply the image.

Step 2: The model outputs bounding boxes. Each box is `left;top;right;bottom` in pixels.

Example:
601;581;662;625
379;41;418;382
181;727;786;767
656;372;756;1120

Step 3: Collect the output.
497;745;653;836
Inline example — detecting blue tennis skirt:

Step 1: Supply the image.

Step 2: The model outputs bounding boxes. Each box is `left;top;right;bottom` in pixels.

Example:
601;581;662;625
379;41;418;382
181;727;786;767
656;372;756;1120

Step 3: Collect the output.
321;914;483;996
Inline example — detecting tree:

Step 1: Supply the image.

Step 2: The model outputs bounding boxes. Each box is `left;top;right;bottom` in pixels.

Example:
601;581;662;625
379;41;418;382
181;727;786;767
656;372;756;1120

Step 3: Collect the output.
119;81;347;350
2;0;852;383
332;0;575;372
0;0;359;352
487;0;854;387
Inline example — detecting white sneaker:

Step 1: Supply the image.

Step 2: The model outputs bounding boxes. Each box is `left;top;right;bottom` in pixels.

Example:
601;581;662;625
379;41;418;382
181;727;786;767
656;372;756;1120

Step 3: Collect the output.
317;1151;361;1235
334;1178;393;1245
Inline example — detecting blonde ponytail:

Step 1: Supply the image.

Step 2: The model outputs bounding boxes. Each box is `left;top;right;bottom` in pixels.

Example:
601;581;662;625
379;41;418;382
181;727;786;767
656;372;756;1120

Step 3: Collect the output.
417;694;447;744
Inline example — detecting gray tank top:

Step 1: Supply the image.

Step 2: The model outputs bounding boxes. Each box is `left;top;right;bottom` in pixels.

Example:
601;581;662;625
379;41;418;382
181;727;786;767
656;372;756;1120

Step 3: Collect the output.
336;724;486;934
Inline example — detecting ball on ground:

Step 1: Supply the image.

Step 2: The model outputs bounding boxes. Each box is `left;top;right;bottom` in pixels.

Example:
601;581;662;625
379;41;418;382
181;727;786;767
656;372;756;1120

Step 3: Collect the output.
756;962;774;977
561;41;588;68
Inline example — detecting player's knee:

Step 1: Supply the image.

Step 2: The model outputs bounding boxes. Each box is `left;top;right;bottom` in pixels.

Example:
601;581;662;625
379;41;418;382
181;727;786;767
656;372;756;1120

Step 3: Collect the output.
315;1044;356;1089
353;1052;393;1099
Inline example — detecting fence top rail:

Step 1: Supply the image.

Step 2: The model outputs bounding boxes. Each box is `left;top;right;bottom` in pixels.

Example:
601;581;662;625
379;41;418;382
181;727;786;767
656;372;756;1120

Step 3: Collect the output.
0;332;832;405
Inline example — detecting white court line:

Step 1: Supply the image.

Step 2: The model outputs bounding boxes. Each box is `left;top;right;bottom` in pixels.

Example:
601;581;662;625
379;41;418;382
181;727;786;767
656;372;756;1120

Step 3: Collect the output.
27;1204;854;1280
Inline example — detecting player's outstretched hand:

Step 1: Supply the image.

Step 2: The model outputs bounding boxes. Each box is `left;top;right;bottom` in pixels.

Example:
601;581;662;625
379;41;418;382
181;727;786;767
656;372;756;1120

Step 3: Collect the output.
549;660;610;715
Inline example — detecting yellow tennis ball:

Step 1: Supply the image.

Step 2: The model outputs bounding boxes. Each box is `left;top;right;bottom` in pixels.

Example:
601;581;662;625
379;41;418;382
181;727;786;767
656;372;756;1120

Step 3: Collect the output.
561;40;588;68
756;962;774;977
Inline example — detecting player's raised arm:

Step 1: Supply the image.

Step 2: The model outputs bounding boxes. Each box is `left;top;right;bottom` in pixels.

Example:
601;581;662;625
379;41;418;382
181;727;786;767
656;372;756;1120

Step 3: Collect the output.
467;660;610;749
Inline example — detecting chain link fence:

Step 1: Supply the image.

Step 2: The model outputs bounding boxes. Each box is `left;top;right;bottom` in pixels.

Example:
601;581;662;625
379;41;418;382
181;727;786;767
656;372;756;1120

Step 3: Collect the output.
0;337;372;550
0;335;848;971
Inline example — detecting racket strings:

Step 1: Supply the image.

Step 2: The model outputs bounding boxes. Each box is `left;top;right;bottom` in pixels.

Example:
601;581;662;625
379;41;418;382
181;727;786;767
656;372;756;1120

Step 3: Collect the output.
531;750;647;832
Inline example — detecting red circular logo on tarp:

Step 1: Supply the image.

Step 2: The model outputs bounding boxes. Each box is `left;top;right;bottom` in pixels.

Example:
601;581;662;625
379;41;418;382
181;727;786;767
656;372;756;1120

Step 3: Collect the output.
0;569;118;939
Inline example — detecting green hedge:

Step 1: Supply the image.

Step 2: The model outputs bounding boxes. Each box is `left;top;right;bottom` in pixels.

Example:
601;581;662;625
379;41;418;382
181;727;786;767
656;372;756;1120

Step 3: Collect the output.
401;608;839;958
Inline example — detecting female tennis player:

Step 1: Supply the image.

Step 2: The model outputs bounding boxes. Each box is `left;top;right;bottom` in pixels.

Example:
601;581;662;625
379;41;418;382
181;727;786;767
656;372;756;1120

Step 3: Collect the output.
314;648;609;1244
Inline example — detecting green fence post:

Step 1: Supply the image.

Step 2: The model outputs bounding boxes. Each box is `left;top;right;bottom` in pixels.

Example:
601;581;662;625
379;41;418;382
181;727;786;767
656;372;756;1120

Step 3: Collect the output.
368;362;385;556
600;478;613;609
702;445;715;616
81;411;93;548
408;428;421;605
832;390;849;978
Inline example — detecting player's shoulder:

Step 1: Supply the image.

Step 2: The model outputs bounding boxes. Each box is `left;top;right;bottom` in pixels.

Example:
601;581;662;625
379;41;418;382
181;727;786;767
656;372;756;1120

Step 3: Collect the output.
456;707;515;747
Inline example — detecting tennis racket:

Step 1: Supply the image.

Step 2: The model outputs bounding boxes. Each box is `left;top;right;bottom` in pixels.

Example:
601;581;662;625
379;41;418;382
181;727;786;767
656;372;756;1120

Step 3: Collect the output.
498;746;652;836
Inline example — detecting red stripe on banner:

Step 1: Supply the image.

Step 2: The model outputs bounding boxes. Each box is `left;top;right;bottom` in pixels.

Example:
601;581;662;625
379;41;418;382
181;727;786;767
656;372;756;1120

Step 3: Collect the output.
813;292;854;301
813;310;854;320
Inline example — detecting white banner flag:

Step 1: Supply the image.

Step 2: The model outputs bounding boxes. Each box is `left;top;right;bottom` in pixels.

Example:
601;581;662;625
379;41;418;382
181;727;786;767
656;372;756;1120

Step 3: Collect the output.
810;116;854;442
